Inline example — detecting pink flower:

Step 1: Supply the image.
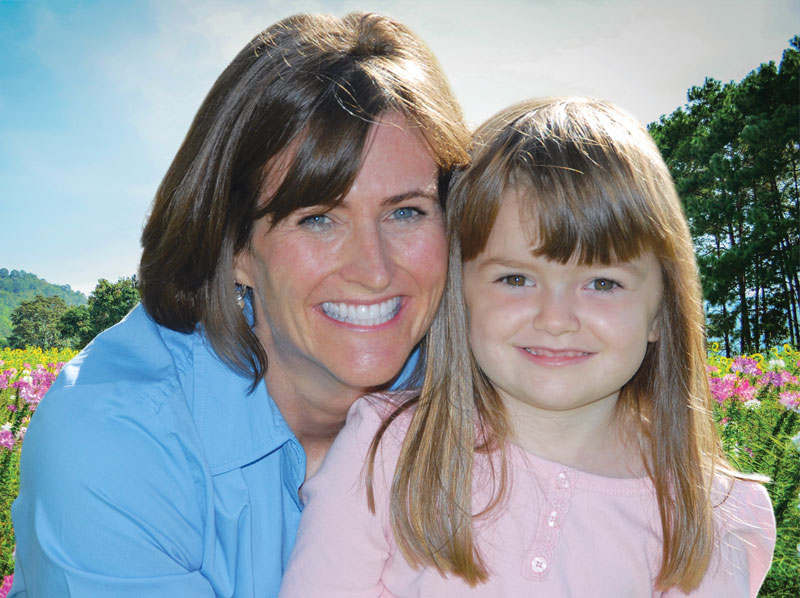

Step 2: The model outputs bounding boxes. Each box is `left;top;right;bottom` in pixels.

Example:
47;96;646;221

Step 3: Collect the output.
730;357;762;376
763;371;799;388
0;426;15;451
779;391;800;413
710;375;737;403
6;405;16;412
0;574;12;598
709;374;757;403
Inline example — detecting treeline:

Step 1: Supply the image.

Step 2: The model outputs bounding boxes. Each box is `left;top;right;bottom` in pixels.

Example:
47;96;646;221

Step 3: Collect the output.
0;269;86;344
650;36;800;356
4;276;139;351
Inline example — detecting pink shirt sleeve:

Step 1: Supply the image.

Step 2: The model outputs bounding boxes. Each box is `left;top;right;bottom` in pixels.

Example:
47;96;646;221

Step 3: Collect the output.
664;479;776;597
279;395;401;598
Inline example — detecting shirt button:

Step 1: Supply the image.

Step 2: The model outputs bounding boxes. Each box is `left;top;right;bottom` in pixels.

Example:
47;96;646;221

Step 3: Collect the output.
547;510;558;527
531;556;548;573
557;472;570;488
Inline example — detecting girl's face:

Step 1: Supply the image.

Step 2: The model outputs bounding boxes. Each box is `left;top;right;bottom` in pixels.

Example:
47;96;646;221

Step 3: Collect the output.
462;190;662;423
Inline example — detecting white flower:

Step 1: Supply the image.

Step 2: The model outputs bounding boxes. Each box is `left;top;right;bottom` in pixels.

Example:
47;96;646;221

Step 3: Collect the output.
743;399;761;410
768;358;785;369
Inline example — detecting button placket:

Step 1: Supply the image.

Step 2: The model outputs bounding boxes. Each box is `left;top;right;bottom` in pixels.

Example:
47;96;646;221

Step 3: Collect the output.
523;468;577;582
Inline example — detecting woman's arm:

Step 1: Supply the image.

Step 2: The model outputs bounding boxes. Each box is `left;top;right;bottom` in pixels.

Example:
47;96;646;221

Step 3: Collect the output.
10;382;215;597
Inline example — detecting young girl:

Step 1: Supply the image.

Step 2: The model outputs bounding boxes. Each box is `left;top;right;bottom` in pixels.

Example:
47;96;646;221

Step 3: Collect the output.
279;98;776;596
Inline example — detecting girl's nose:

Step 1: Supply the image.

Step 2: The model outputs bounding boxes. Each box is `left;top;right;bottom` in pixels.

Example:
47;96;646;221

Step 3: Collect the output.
533;290;579;335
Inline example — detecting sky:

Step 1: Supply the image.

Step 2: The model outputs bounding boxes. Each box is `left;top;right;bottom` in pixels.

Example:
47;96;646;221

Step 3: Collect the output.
1;0;797;295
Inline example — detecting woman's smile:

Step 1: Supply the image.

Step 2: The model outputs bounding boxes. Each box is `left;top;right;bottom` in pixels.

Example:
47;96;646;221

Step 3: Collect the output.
320;297;403;326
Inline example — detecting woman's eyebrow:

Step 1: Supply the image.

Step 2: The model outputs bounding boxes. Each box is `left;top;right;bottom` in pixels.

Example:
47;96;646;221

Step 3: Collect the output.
384;188;438;204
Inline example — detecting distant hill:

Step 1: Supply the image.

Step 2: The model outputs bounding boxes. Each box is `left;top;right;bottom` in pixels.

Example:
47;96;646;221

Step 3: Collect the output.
0;268;87;346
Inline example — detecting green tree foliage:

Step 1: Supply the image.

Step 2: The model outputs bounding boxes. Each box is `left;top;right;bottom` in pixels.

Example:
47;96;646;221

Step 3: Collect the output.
0;269;87;346
7;296;70;349
58;304;92;350
650;37;800;355
3;276;139;351
78;276;140;349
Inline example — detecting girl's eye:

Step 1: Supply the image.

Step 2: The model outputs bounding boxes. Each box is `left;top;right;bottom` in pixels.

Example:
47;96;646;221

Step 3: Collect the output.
590;278;618;292
501;275;531;287
390;206;424;220
298;213;332;231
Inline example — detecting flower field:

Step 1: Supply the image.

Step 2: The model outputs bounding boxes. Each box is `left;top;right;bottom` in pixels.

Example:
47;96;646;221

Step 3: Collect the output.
0;347;77;596
0;345;798;595
708;344;800;596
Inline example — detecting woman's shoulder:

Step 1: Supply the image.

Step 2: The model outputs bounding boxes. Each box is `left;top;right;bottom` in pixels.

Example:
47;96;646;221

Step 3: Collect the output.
56;304;188;394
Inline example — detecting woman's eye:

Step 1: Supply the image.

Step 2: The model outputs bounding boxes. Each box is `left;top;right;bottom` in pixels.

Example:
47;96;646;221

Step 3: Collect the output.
298;214;332;230
501;275;530;287
390;206;424;220
590;278;618;292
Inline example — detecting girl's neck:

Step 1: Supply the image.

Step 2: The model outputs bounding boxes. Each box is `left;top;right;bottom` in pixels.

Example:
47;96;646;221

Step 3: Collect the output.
503;394;644;478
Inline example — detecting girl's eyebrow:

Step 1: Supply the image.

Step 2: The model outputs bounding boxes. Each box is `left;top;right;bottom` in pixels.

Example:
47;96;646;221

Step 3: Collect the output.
472;255;532;270
473;254;651;278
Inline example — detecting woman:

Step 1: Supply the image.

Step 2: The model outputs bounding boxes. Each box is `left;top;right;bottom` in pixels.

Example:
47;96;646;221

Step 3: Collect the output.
11;12;469;597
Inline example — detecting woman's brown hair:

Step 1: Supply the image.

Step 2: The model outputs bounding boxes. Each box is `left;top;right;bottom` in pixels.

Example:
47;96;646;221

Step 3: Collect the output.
139;12;470;385
371;97;740;591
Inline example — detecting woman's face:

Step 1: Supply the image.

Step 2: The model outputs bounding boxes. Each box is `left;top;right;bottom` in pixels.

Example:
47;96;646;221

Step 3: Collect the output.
234;112;447;404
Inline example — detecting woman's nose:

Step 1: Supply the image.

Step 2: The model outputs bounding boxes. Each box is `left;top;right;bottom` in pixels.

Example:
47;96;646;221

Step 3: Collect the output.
533;290;579;335
339;223;393;291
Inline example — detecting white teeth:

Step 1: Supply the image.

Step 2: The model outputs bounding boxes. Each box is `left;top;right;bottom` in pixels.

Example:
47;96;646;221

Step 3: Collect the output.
525;348;589;357
321;297;402;326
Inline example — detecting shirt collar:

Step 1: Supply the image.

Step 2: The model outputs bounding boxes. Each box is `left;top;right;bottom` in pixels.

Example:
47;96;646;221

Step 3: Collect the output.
188;330;304;477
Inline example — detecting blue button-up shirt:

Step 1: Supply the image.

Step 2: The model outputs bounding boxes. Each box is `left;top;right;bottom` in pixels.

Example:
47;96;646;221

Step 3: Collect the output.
11;304;310;597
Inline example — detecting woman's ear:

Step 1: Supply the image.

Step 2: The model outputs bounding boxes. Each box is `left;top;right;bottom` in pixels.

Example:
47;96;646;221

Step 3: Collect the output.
233;250;254;288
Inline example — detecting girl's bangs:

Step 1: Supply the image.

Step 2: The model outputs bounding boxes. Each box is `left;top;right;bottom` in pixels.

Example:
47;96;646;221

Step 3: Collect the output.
460;100;671;266
515;158;663;266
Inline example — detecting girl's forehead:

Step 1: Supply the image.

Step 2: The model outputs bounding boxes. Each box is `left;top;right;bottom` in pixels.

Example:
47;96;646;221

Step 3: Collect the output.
481;187;655;268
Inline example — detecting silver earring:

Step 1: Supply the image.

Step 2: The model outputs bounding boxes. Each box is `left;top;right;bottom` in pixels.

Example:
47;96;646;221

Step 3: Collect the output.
235;283;246;310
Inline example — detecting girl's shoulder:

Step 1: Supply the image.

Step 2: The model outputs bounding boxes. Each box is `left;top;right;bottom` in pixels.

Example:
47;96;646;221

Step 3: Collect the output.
711;474;775;533
341;390;419;448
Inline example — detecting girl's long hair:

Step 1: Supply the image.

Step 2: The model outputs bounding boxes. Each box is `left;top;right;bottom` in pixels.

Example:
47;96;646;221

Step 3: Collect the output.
368;97;740;591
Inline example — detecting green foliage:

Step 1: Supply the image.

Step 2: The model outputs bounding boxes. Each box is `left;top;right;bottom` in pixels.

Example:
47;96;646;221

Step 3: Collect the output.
84;277;140;347
58;305;91;350
2;276;140;351
7;296;70;350
0;269;86;346
649;36;800;355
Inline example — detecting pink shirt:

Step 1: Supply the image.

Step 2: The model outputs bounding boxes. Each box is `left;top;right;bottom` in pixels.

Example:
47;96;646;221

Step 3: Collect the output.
280;394;776;597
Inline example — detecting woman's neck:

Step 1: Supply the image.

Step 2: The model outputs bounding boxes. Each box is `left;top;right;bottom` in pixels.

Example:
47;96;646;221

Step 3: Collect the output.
263;360;368;480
